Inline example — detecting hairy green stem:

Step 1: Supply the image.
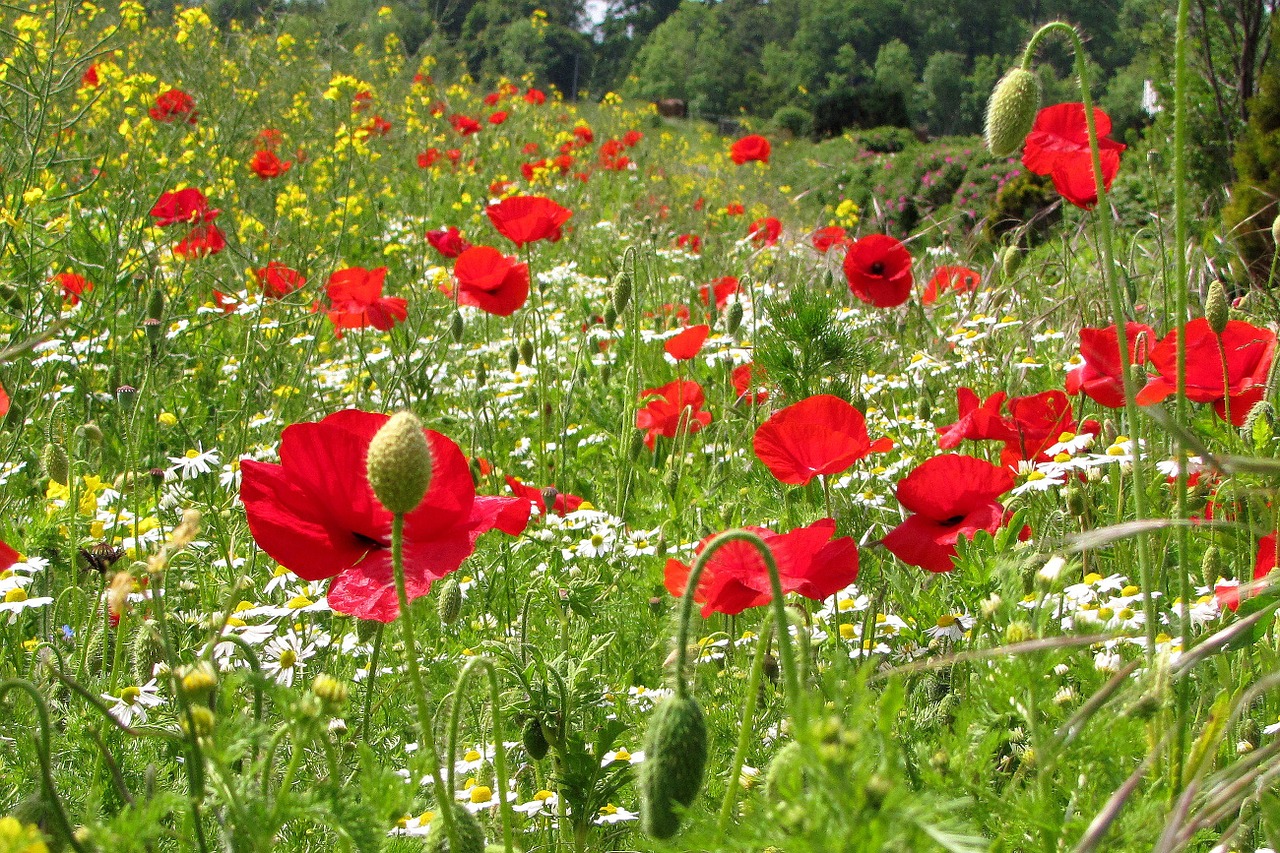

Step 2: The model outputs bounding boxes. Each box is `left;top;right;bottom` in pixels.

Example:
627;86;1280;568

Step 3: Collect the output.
445;657;516;853
0;679;86;852
360;621;385;743
717;618;775;833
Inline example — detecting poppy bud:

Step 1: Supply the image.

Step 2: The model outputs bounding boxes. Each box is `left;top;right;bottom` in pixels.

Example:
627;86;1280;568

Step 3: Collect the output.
449;309;464;342
1201;545;1222;587
522;717;549;760
611;269;632;315
603;302;618;328
1101;419;1118;446
1205;279;1229;335
640;694;708;839
130;618;166;684
77;422;103;444
425;802;486;853
1243;399;1275;446
366;411;433;515
985;68;1041;158
519;338;535;366
312;673;350;708
764;740;805;803
146;286;165;322
42;442;69;486
475;361;488;387
436;577;462;624
507;344;520;372
1001;244;1022;278
725;301;743;334
662;466;680;496
1064;485;1087;517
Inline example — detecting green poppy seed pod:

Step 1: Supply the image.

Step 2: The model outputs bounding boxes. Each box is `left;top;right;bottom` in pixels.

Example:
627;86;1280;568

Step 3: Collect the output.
475;361;488;387
1001;244;1022;278
519;338;535;366
1201;545;1222;586
146;286;165;322
1101;419;1118;447
1206;279;1230;335
540;486;559;513
985;67;1041;158
436;577;462;624
603;302;618;328
312;673;350;708
725;300;743;334
611;269;632;315
41;442;69;486
366;411;433;515
522;717;549;760
449;309;464;342
640;694;708;839
425;803;486;853
130;619;166;684
507;344;519;372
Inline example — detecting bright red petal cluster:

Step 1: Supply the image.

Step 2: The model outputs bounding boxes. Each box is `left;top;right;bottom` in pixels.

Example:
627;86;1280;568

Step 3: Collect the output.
921;266;980;305
747;217;782;246
732;363;767;405
1022;103;1125;210
426;226;472;259
53;272;92;305
1065;323;1155;409
240;410;529;622
635;380;712;450
453;246;530;316
254;262;306;299
730;134;771;165
149;88;198;124
250;149;292;180
664;324;709;361
699;277;739;311
811;226;850;253
753;395;892;486
1136;318;1276;426
882;455;1017;573
486;195;573;247
325;267;408;333
664;519;858;617
843;234;913;308
150;188;219;226
936;387;1080;469
173;224;226;259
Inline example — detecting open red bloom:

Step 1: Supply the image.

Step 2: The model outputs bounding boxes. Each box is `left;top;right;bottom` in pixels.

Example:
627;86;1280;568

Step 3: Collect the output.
452;246;530;316
730;134;771;165
173;223;226;259
752;394;892;486
254;262;306;299
149;88;197;124
240;410;529;622
325;267;408;333
524;88;546;105
811;226;849;253
506;476;584;517
1065;323;1155;409
882;454;1018;573
623;130;643;147
843;234;913;308
664;519;858;617
922;266;981;305
636;380;712;450
937;387;1077;469
449;114;481;135
573;125;594;145
81;64;99;88
665;324;710;360
1136;318;1276;426
748;217;782;246
250;149;292;179
426;226;472;259
486;195;572;247
676;233;701;253
699;277;739;310
488;110;508;125
53;272;92;305
732;363;767;405
1022;103;1125;210
150;188;218;226
725;202;745;216
418;148;442;168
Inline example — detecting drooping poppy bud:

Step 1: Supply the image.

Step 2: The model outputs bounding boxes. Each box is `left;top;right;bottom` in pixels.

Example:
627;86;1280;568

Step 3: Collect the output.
640;694;708;839
985;68;1041;158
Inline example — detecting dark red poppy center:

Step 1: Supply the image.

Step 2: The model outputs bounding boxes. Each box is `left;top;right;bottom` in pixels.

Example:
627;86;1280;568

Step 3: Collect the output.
353;531;388;550
940;514;966;527
869;262;885;276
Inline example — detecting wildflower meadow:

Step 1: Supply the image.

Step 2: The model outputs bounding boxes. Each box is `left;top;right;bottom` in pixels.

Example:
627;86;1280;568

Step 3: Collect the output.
0;2;1279;852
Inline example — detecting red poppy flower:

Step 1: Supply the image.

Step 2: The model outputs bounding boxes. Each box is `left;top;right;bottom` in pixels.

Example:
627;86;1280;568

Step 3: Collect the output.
449;114;481;135
663;518;858;617
732;363;767;405
418;148;441;168
149;88;197;124
1065;323;1155;409
921;266;981;305
352;90;373;113
250;149;292;179
81;64;99;88
524;88;546;105
573;125;594;145
622;130;643;147
52;272;92;305
150;188;218;226
811;226;849;253
1022;103;1126;210
425;226;472;259
488;110;508;125
936;387;1078;469
843;234;913;308
506;476;584;517
486;195;573;247
1257;533;1277;583
325;267;408;333
730;134;771;165
725;202;745;216
173;223;226;259
748;217;782;246
752;394;893;486
665;324;710;360
239;410;529;622
1136;318;1276;426
0;383;8;418
882;454;1019;573
699;277;739;310
453;246;530;316
676;233;701;253
636;380;713;450
256;128;283;150
254;262;306;299
0;538;18;570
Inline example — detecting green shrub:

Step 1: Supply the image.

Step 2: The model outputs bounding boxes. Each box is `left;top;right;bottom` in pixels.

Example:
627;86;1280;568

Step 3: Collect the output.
772;105;813;139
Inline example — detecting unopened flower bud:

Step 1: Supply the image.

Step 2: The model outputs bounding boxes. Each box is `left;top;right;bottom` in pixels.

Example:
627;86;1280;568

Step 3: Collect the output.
985;67;1041;158
42;442;69;486
519;338;535;366
449;309;464;342
641;695;708;839
366;411;433;514
611;269;632;315
1206;279;1229;335
725;300;743;334
1001;244;1022;278
436;577;462;624
507;344;519;372
179;661;218;703
312;673;350;708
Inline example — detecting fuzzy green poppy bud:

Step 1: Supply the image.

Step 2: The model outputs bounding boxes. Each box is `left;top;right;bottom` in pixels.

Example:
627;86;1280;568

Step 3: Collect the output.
522;717;549;760
640;694;708;839
146;286;165;322
611;269;632;316
449;309;465;342
1001;244;1022;278
507;344;519;372
42;442;69;486
519;338;535;366
77;422;103;444
312;674;350;708
436;577;462;624
1244;399;1275;446
425;803;486;853
1201;545;1222;586
603;302;618;328
366;411;433;515
475;361;488;387
1206;279;1230;335
985;68;1041;158
1064;485;1087;517
725;300;743;334
130;619;166;684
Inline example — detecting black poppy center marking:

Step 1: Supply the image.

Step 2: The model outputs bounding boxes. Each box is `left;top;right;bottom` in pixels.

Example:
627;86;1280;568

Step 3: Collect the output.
354;532;388;550
869;261;885;276
940;515;966;526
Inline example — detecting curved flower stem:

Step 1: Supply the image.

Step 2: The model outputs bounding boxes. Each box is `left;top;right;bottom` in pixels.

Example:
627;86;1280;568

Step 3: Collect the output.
207;633;264;725
717;616;775;834
360;621;385;743
0;679;86;852
445;657;516;853
390;513;458;851
1022;20;1159;664
674;530;800;705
